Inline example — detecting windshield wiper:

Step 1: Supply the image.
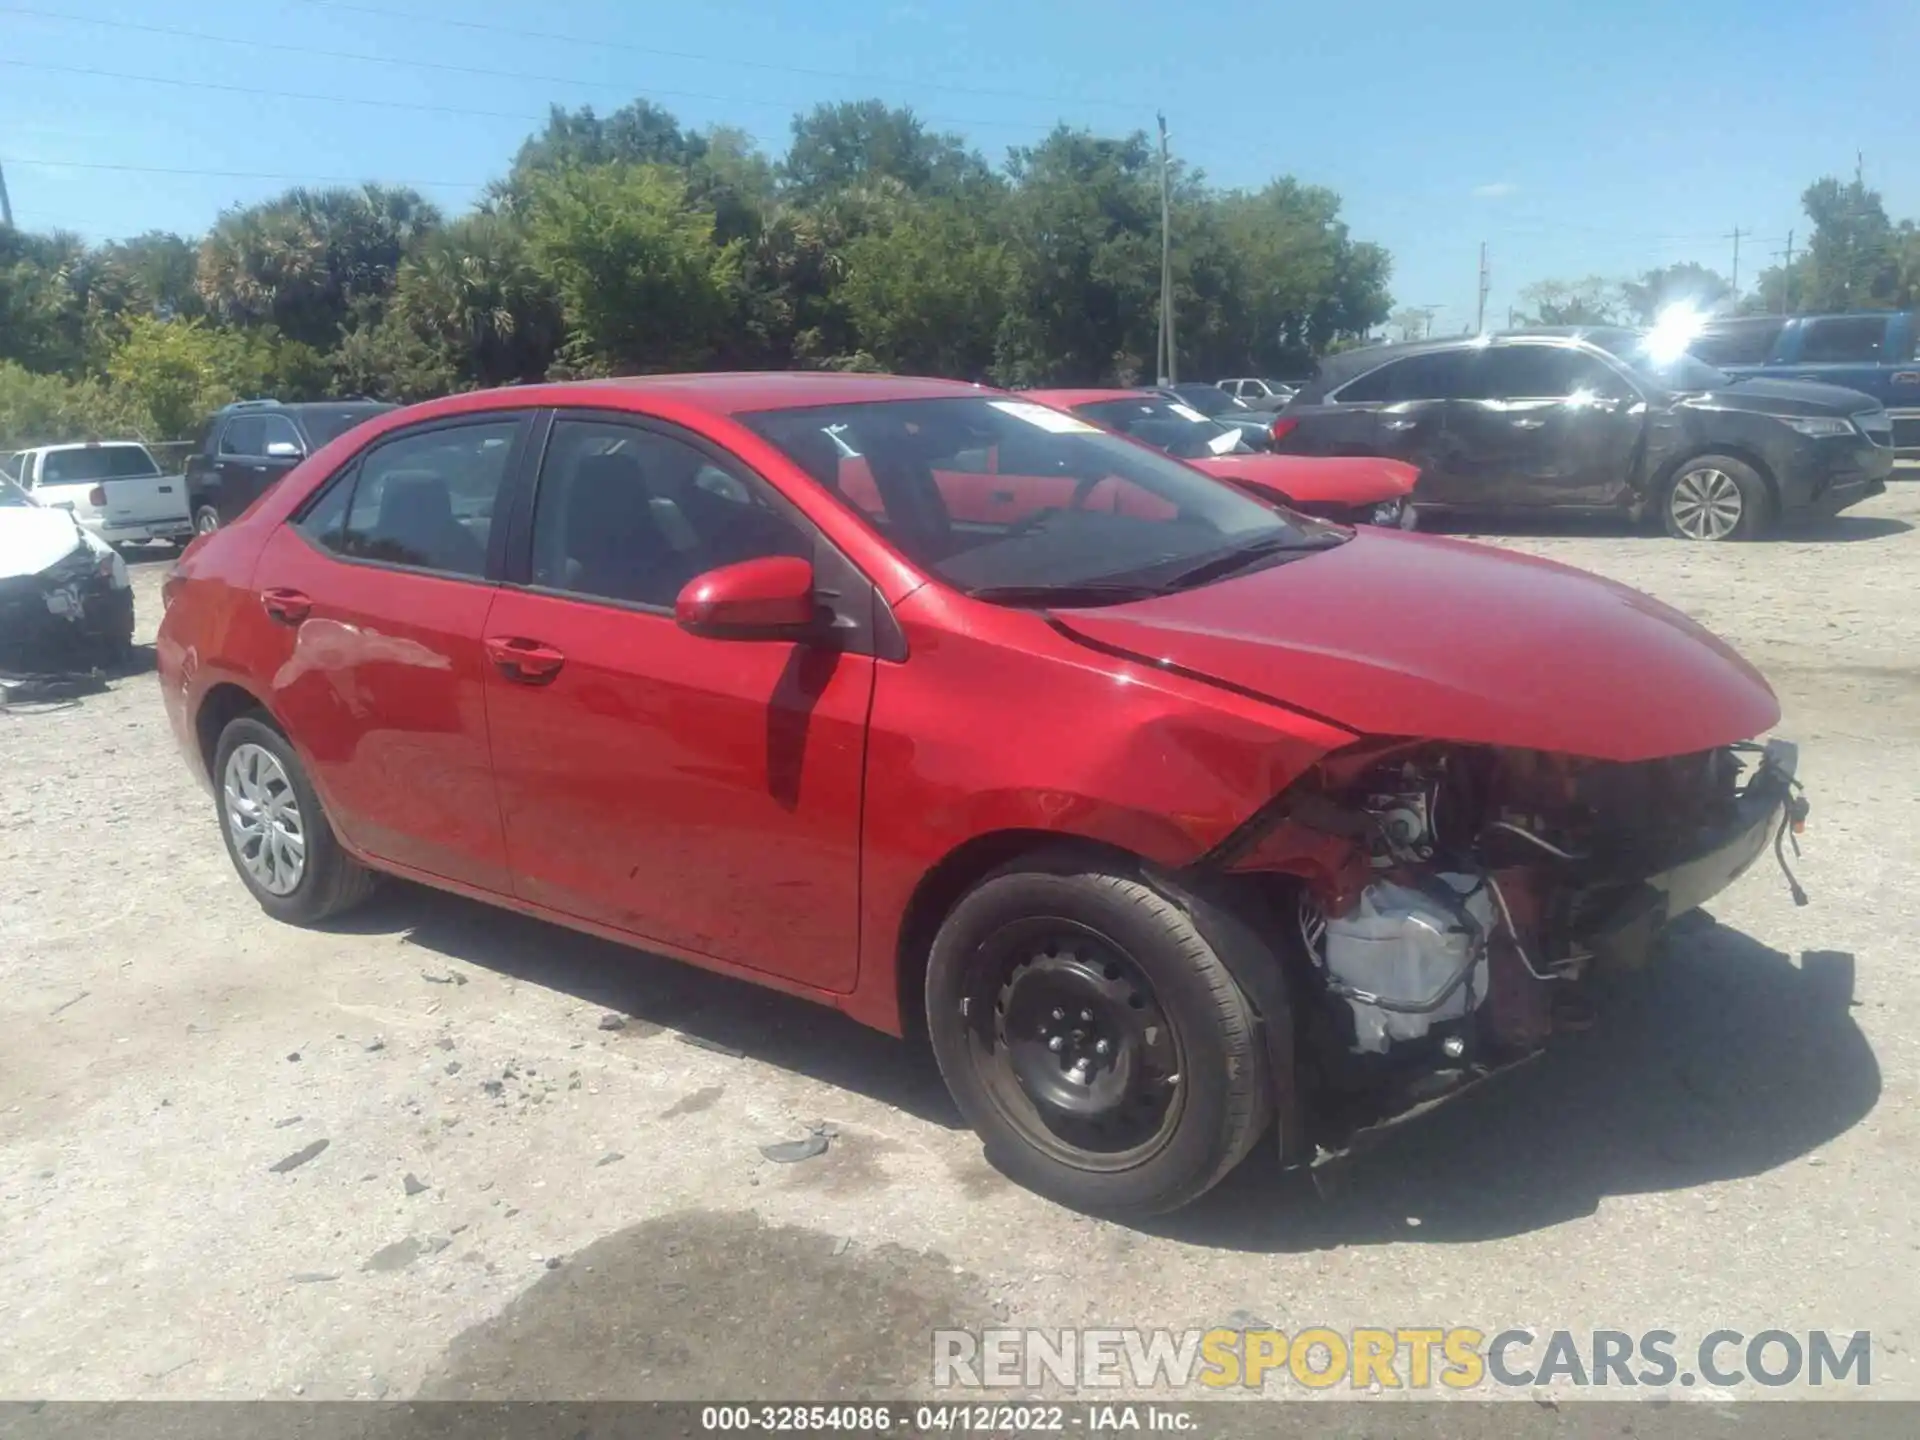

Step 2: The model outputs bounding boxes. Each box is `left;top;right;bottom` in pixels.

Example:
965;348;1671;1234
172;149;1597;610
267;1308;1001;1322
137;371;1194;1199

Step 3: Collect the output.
965;582;1164;607
1152;532;1343;591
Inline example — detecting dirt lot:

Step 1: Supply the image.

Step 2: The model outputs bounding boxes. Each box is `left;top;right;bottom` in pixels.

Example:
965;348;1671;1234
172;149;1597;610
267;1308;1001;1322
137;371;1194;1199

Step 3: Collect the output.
4;489;1918;1404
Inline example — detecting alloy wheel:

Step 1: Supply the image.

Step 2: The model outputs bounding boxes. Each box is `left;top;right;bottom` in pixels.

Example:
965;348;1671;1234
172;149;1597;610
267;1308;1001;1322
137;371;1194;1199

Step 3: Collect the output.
1668;467;1744;541
223;742;306;895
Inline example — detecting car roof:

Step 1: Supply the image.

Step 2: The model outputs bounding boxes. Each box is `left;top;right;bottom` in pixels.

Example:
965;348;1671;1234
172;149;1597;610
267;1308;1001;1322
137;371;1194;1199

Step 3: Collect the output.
20;439;151;454
1021;387;1155;410
575;372;988;414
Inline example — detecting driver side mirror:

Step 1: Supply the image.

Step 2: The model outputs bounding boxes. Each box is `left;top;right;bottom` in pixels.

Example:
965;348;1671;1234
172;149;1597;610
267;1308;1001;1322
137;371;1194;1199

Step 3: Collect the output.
674;555;820;641
265;440;303;459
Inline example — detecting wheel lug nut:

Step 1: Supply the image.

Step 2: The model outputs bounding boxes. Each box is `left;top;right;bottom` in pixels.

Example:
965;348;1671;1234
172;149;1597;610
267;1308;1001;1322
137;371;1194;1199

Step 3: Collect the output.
1047;1035;1064;1052
1051;1008;1065;1021
1080;1009;1093;1022
1094;1039;1111;1056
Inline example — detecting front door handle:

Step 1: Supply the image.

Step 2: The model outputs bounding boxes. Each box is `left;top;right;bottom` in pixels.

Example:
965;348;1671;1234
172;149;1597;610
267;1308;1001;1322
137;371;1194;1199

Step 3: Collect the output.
1381;417;1418;432
1510;417;1546;430
260;587;312;625
485;635;567;684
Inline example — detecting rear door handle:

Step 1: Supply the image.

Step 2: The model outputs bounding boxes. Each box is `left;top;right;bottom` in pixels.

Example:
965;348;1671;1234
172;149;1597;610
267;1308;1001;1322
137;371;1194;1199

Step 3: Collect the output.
485;635;567;684
1381;418;1418;432
260;587;312;625
1510;417;1546;430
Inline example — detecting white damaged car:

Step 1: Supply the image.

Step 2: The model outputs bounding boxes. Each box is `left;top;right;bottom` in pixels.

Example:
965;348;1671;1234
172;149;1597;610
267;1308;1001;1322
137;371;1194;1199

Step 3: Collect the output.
0;475;135;667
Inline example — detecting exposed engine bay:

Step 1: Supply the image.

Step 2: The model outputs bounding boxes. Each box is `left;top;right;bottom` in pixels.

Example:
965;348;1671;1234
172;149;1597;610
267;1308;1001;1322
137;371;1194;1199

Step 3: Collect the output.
1211;737;1809;1157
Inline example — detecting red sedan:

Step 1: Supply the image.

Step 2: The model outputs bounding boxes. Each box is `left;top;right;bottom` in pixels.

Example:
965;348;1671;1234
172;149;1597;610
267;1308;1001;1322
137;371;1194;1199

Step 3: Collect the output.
157;374;1806;1214
1024;388;1418;528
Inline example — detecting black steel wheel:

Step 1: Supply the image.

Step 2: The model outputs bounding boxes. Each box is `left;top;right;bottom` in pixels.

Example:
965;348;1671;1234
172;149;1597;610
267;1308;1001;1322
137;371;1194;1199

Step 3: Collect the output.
926;851;1271;1214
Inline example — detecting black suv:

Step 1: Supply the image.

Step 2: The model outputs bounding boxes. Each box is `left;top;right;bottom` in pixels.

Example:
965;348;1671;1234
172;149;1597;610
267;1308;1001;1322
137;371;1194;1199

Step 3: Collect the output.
186;399;395;534
1275;328;1893;540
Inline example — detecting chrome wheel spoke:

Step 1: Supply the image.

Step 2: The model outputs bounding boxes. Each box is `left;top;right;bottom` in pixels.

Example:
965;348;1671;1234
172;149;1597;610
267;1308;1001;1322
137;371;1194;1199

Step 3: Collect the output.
222;742;306;896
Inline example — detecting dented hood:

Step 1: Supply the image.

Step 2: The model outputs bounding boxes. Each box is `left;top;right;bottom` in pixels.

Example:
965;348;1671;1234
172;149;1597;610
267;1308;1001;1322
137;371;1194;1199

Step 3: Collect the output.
1191;453;1417;506
1052;529;1779;762
0;502;89;581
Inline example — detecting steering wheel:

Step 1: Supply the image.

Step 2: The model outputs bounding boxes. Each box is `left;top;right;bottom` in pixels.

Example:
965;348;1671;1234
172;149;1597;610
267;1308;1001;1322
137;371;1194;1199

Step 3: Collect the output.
999;474;1105;538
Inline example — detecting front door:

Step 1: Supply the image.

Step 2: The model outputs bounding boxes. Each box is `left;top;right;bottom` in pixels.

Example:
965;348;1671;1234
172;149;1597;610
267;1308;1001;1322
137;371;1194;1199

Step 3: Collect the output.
483;414;872;992
1444;343;1643;509
256;413;529;891
214;412;305;525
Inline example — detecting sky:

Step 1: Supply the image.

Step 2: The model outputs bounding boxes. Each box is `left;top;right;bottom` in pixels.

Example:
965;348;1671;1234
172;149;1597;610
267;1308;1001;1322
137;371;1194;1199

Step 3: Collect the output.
3;0;1916;337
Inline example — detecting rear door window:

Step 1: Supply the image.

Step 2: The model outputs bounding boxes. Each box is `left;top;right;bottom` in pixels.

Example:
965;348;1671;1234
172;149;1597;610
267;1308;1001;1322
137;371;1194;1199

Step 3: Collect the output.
304;418;522;578
1334;351;1470;404
1799;316;1889;363
1463;345;1628;400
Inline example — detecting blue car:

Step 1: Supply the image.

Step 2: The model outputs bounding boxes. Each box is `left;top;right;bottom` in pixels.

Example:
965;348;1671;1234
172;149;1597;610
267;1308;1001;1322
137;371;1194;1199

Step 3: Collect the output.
1690;312;1919;467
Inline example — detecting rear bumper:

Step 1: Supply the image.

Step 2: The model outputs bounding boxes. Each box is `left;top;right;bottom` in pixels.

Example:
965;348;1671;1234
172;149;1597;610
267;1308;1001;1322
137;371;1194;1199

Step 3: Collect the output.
92;518;195;544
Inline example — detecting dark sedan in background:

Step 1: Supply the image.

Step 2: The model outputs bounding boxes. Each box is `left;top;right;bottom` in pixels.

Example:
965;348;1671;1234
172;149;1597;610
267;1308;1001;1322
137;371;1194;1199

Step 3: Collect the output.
1274;328;1893;539
1158;383;1278;449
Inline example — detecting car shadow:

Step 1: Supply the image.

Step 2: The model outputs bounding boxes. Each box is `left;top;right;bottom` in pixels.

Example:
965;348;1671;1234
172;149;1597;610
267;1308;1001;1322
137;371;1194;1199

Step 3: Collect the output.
1136;918;1878;1251
328;881;965;1129
1423;511;1912;544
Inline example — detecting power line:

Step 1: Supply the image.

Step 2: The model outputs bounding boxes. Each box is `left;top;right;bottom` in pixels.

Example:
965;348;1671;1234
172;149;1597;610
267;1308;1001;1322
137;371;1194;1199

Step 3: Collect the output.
284;0;1140;111
0;6;1072;135
0;156;491;189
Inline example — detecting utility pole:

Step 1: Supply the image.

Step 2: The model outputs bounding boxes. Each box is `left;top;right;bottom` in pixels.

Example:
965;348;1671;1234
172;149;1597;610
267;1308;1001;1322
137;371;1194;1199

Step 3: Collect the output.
1777;230;1795;315
1727;226;1743;297
1475;242;1490;333
1156;112;1175;385
0;159;13;229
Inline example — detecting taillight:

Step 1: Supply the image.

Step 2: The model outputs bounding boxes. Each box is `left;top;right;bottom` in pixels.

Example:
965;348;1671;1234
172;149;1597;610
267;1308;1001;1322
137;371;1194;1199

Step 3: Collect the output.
88;484;107;507
1268;416;1299;442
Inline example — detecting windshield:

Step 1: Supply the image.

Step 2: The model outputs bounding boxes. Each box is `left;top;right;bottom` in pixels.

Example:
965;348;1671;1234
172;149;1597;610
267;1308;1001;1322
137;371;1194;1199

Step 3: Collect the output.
0;477;35;508
1169;386;1242;417
1585;331;1729;392
40;445;161;484
742;396;1337;604
1076;397;1250;460
299;405;395;447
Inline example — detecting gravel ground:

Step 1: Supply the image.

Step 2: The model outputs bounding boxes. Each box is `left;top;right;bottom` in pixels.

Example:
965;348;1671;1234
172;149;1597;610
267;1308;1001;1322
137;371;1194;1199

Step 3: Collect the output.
3;488;1917;1406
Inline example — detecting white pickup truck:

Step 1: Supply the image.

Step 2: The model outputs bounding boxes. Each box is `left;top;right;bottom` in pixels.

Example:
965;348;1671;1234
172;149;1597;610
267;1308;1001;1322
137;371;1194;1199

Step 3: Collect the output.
2;441;195;548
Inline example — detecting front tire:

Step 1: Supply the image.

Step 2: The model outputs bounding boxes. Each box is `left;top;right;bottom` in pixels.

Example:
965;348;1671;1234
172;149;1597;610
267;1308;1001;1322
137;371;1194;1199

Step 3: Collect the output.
193;504;221;536
925;851;1271;1214
1663;455;1770;541
212;714;376;925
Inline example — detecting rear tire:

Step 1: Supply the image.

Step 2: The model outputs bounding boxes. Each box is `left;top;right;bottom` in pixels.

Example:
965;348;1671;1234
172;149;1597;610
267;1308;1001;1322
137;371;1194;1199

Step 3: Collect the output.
925;849;1270;1214
193;504;221;536
212;714;376;925
1663;455;1770;541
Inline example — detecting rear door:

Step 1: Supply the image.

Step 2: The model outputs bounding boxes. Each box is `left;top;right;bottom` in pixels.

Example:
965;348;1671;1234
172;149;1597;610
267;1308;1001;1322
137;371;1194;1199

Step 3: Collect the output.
481;412;873;990
1444;343;1643;509
1776;314;1894;399
1308;350;1468;492
254;412;530;891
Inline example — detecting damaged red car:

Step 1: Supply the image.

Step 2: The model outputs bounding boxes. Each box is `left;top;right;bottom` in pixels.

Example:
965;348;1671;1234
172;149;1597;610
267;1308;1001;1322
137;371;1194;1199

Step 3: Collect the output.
1023;387;1419;529
156;375;1809;1214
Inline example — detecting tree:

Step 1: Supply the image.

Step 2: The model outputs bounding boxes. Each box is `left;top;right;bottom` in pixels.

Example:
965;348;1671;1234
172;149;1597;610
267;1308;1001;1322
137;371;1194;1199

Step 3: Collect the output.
197;185;442;349
1619;262;1730;324
838;201;1012;378
0;227;90;374
783;102;993;204
993;127;1163;385
387;214;563;388
0;361;138;449
103;316;235;438
1800;171;1897;311
1387;307;1434;342
1517;276;1621;326
522;163;742;374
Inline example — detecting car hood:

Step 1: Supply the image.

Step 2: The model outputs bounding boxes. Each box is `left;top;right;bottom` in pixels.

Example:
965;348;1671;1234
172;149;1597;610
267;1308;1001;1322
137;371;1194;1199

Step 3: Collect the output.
1051;529;1779;763
1698;376;1882;417
0;505;88;581
1190;453;1417;506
